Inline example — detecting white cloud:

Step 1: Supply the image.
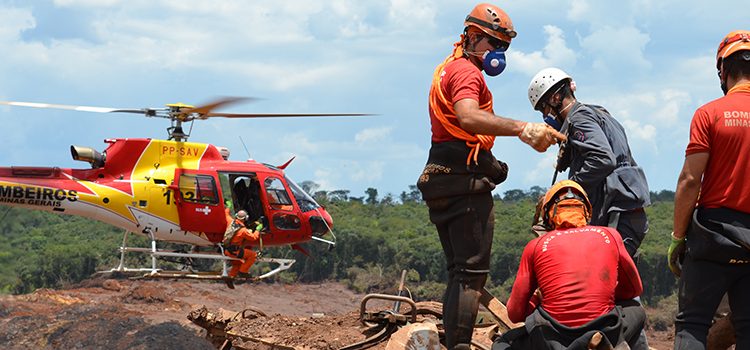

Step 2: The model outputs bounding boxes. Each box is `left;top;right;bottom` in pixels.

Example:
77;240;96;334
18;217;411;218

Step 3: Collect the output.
387;0;436;33
280;133;322;155
567;0;590;22
0;7;35;41
313;168;338;191
350;160;385;182
508;25;576;76
580;26;651;72
621;119;657;142
598;88;691;129
54;0;122;6
524;150;559;186
354;127;392;144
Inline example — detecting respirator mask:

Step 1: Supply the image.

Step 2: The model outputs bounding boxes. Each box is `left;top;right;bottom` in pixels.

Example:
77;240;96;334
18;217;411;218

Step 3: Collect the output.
482;49;506;76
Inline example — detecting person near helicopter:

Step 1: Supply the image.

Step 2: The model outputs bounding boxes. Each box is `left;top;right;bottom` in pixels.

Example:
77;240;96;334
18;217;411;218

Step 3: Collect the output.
222;209;263;282
417;3;566;348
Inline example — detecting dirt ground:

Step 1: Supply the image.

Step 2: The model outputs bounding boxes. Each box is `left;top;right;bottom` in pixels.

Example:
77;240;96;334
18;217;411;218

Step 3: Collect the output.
0;274;684;349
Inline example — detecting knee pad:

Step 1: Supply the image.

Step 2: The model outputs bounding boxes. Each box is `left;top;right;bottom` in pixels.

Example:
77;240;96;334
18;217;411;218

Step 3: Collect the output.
455;268;488;290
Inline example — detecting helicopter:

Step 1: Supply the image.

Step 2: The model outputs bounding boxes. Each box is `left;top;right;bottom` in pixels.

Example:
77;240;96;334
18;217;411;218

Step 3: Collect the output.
0;97;367;283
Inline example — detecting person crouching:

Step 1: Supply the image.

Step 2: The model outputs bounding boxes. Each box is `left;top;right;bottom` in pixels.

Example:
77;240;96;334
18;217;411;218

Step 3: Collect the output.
495;180;646;350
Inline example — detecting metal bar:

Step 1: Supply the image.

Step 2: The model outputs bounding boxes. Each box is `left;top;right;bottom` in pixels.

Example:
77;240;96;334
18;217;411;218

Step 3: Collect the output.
340;323;398;350
393;270;407;313
311;236;335;246
359;294;417;323
116;230;130;271
119;247;238;261
254;258;295;280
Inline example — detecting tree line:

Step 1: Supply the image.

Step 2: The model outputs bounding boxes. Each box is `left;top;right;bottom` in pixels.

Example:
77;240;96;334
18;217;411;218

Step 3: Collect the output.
0;185;679;307
303;181;675;206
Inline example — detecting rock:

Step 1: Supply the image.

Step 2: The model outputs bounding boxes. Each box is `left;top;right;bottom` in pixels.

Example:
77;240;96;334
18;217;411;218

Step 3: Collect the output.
386;322;441;350
102;279;122;291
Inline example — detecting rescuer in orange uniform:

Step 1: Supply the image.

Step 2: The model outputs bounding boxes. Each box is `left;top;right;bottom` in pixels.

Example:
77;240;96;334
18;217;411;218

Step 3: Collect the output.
417;3;566;348
222;209;261;279
670;30;750;349
497;180;646;349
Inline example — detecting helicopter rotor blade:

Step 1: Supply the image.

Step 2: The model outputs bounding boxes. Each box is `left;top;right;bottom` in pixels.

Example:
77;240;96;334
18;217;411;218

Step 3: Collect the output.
0;101;152;115
204;112;373;118
181;97;258;116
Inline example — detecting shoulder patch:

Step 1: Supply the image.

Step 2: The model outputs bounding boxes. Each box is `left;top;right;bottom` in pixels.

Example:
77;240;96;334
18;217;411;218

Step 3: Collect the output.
573;130;586;142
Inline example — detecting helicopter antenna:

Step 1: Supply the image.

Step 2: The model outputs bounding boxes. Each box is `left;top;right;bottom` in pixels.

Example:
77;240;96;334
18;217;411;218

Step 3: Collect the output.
239;136;252;159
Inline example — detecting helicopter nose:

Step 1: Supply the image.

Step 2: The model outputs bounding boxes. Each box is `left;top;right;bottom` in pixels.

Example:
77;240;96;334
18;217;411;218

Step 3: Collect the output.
309;207;333;236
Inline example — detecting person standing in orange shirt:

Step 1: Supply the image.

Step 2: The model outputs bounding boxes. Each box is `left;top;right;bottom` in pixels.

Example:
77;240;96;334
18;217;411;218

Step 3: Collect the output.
670;30;750;349
417;3;565;348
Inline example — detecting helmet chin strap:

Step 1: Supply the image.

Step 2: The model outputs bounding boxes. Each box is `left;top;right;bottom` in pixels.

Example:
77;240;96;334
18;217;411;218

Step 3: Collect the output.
559;100;575;115
551;98;574;120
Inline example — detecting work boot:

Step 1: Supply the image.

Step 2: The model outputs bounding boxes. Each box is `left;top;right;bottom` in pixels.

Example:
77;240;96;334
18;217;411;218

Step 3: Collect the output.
222;277;235;289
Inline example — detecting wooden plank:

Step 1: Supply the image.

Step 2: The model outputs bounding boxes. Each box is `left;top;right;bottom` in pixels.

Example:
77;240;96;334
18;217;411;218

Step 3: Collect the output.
479;288;524;332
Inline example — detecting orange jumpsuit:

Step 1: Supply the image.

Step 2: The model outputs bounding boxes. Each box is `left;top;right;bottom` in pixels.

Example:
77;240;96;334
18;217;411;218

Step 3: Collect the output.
224;210;260;277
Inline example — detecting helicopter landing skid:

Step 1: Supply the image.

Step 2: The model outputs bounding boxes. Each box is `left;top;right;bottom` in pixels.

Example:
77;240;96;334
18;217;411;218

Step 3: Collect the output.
103;230;295;282
135;257;295;281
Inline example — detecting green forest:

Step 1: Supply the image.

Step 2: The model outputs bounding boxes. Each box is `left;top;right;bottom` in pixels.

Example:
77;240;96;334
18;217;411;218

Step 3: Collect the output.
0;185;679;308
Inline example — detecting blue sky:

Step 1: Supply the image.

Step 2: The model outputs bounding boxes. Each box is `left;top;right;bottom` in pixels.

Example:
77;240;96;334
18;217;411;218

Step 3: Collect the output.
0;0;746;199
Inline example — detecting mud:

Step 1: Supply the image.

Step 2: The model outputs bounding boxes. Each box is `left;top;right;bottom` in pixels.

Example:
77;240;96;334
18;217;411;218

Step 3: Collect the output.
0;275;697;350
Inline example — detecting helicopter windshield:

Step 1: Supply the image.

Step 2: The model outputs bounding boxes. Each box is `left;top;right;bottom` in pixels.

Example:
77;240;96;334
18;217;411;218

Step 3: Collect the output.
284;176;321;212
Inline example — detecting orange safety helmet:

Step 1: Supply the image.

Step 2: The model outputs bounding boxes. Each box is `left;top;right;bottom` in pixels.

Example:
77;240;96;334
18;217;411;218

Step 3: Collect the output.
716;30;750;69
541;180;592;230
464;3;516;43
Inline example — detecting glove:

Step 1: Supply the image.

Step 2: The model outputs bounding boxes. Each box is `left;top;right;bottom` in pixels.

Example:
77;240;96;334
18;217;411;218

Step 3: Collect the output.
668;232;686;277
254;221;264;232
519;122;567;152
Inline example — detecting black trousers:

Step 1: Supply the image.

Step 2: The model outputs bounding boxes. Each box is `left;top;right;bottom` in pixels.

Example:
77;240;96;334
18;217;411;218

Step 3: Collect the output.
427;192;494;348
675;254;750;349
675;207;750;349
609;209;649;259
493;300;646;350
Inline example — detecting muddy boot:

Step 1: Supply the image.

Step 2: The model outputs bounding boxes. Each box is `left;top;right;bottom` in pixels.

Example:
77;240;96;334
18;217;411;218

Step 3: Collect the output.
223;277;235;289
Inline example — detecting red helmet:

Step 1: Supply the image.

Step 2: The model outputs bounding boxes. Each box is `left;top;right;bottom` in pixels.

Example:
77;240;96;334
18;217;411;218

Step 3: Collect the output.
716;30;750;69
464;3;516;43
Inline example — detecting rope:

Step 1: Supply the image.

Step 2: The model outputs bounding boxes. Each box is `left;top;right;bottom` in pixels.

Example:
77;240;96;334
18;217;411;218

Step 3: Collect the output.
428;35;495;165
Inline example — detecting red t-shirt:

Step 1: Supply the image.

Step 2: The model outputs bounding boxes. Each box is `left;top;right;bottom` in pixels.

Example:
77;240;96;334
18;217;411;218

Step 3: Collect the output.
686;84;750;212
429;57;493;143
506;226;642;327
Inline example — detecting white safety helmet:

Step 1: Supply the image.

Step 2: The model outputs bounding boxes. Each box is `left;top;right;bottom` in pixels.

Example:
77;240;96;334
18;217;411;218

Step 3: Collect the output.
528;67;572;111
235;210;248;221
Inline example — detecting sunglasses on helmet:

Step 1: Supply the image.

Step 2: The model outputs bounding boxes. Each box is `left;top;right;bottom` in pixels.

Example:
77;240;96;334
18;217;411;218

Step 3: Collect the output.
483;35;510;51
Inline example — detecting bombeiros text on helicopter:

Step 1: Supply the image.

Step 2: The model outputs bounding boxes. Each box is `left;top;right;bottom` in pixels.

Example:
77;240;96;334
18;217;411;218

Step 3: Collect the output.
0;97;369;285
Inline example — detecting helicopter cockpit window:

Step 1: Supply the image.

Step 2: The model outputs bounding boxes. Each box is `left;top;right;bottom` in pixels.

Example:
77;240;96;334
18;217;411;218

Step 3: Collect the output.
263;177;292;210
285;176;321;212
178;174;219;205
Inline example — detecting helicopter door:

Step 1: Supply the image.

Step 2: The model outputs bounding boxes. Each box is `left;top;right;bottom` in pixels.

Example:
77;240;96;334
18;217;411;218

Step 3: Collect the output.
173;170;226;234
259;176;304;234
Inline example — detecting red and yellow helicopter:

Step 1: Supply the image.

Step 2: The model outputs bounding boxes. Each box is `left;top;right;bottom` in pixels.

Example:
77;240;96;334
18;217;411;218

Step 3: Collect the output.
0;98;365;282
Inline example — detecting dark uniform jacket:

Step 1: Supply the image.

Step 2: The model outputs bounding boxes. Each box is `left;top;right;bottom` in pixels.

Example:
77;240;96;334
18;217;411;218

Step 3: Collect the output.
557;102;650;225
